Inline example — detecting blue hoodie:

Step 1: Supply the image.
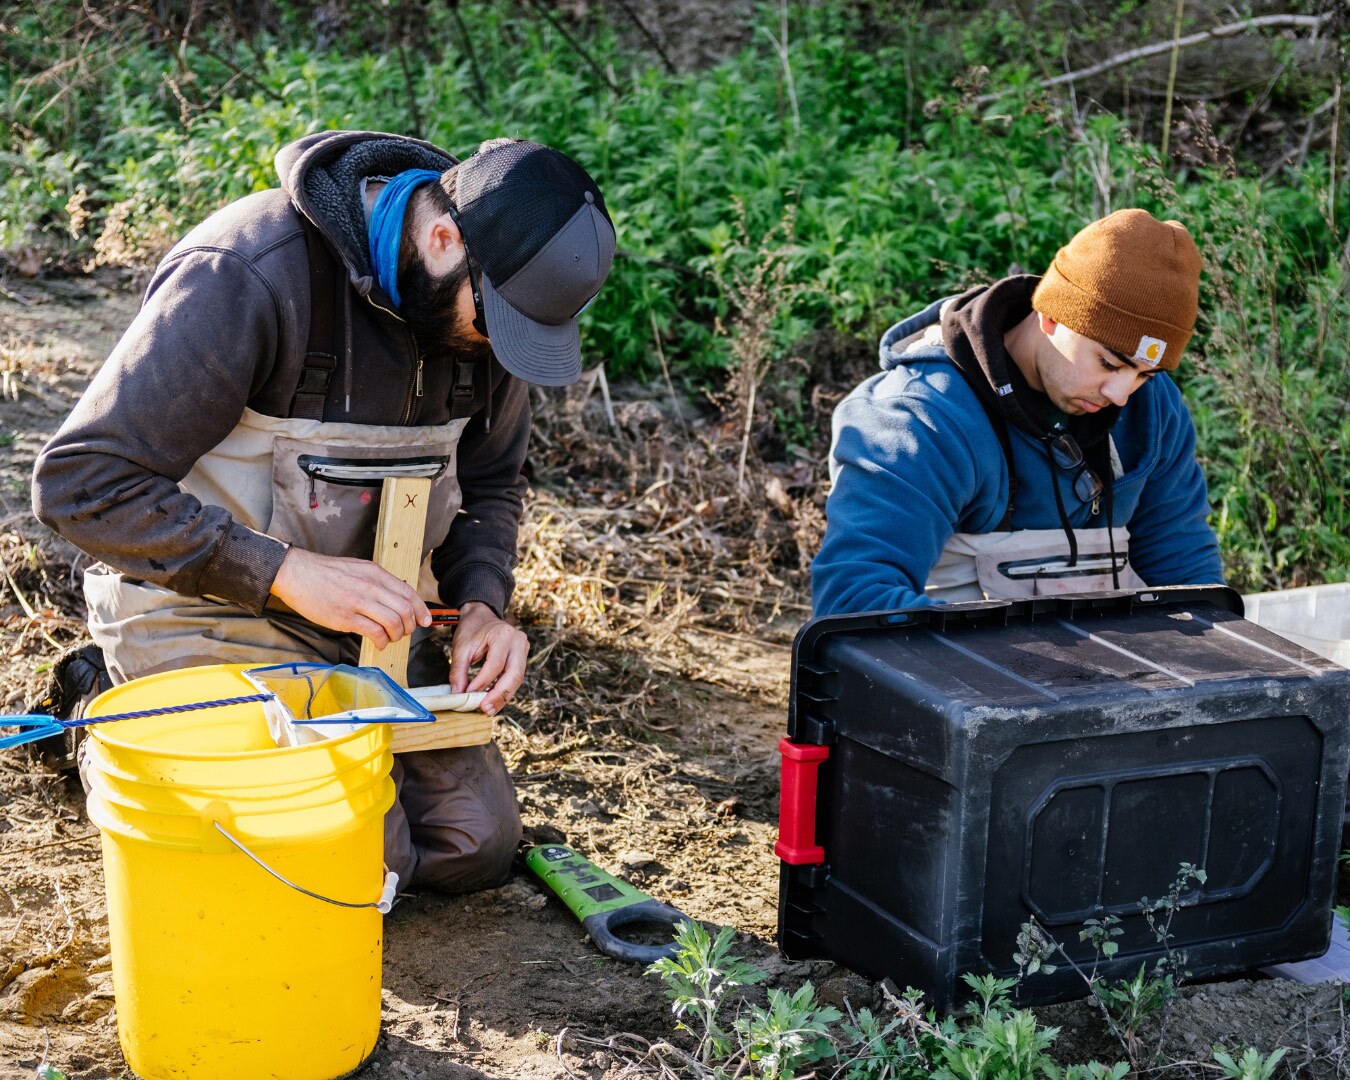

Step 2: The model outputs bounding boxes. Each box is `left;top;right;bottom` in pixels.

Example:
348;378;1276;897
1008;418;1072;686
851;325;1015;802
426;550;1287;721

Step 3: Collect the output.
811;296;1224;616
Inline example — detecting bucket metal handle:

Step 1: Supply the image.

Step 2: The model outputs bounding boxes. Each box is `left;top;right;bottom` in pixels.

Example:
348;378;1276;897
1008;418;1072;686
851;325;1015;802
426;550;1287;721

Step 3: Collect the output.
212;822;399;914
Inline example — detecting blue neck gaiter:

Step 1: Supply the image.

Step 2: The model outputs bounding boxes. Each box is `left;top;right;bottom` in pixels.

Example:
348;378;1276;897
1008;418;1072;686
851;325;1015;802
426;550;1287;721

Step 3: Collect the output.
367;168;443;309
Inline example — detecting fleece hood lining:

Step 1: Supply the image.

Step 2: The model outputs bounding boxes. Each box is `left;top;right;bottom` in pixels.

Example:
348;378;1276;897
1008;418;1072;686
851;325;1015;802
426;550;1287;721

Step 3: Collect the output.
279;132;457;290
940;276;1120;450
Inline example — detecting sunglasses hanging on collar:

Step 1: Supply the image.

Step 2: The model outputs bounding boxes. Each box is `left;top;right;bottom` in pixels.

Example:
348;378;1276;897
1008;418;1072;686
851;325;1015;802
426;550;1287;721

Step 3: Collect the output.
1045;425;1104;504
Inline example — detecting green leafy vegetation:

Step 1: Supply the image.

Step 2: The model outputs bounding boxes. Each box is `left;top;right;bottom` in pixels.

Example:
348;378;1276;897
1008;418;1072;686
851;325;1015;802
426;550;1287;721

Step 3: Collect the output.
642;917;1292;1079
637;867;1296;1078
1016;865;1294;1080
647;920;1130;1078
4;1;1347;590
1211;1045;1290;1080
1016;865;1205;1072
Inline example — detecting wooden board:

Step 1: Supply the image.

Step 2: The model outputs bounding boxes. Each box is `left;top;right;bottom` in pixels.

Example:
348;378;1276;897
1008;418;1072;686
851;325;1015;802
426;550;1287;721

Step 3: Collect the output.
358;475;432;684
390;710;494;753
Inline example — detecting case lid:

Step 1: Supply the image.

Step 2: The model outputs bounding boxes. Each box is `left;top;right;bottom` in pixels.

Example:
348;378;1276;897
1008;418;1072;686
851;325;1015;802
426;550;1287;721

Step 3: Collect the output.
788;587;1349;741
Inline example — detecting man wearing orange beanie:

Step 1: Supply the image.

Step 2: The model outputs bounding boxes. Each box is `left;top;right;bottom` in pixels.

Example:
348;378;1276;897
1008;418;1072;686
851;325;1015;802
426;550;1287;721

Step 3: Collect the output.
813;209;1223;614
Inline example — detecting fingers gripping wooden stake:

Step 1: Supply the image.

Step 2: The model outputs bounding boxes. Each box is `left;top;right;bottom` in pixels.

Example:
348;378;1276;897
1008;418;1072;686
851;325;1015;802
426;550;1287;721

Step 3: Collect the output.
359;476;432;684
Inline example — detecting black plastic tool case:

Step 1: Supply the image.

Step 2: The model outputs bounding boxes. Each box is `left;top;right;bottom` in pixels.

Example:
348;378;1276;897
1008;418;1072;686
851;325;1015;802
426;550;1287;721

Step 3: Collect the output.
776;588;1350;1009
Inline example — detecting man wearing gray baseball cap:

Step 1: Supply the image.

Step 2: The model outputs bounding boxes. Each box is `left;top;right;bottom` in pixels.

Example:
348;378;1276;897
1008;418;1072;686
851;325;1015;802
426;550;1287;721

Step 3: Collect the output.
445;139;615;385
33;130;616;895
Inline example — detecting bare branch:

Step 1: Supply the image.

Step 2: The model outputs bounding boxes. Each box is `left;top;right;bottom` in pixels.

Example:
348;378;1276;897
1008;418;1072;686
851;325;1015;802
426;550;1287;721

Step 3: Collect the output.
975;12;1335;105
447;1;492;116
524;0;620;95
607;0;677;76
120;0;286;107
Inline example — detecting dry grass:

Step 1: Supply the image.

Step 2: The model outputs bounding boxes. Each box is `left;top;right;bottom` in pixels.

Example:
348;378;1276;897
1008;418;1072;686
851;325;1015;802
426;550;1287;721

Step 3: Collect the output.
483;369;829;787
0;528;89;713
520;373;823;632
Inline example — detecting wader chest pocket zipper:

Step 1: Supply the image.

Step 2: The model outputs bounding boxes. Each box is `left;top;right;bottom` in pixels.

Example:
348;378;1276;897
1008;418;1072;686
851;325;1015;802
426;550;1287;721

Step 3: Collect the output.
297;454;450;508
999;553;1128;579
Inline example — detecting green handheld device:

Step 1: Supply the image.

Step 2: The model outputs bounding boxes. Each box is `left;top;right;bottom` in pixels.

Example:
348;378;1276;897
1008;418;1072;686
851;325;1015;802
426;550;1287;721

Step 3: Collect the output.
524;844;689;963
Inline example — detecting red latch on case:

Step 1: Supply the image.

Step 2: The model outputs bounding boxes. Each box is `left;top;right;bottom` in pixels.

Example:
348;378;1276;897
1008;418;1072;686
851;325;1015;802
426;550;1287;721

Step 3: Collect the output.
775;737;831;865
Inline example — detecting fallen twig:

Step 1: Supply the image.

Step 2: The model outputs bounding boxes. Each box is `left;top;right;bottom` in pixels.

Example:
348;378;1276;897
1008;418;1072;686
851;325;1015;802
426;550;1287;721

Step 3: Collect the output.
1;563;63;651
0;833;99;857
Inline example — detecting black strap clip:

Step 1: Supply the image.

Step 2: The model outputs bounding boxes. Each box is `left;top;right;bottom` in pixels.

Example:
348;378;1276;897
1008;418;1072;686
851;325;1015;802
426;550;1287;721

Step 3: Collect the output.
296;352;337;396
452;360;475;402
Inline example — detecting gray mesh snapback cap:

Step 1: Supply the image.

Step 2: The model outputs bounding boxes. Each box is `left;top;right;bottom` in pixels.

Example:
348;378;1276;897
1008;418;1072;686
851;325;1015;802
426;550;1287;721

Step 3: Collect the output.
451;141;615;386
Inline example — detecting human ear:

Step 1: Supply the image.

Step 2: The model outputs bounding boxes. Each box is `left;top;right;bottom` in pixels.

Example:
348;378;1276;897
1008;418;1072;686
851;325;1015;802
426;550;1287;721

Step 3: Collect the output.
1037;312;1058;336
424;215;463;273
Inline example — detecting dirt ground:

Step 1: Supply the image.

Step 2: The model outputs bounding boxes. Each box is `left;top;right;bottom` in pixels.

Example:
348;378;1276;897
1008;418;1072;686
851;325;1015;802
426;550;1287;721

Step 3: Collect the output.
1;277;1347;1079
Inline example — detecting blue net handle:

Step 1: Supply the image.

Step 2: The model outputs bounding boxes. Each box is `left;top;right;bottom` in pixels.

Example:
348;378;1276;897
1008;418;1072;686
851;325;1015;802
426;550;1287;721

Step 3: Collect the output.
58;692;274;727
0;693;275;750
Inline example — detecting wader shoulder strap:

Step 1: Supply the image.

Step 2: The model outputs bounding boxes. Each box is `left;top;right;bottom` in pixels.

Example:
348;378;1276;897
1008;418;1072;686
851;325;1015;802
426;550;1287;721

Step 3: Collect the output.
982;403;1017;532
292;218;342;421
292;215;483;423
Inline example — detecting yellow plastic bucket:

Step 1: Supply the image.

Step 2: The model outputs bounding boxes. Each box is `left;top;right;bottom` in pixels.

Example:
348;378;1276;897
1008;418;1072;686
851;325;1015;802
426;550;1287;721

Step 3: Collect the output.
83;664;394;1080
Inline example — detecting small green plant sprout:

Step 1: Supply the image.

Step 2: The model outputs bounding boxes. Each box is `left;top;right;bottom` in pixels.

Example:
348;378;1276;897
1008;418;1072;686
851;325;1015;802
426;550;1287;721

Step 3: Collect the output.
1017;863;1208;1073
645;931;1129;1079
1014;920;1059;978
732;983;842;1080
1139;862;1205;972
1091;964;1177;1062
1211;1044;1289;1080
961;972;1019;1016
1078;914;1123;960
923;974;1066;1080
870;975;1126;1080
647;919;765;1064
1061;1065;1131;1080
835;1003;919;1079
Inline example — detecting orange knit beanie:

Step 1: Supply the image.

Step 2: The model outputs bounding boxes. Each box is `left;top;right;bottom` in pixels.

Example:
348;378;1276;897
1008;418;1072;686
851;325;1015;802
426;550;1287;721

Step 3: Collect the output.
1031;208;1202;371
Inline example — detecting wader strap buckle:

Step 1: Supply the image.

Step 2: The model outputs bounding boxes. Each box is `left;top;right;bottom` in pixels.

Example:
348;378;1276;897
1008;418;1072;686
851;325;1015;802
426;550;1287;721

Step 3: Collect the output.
452;361;475;402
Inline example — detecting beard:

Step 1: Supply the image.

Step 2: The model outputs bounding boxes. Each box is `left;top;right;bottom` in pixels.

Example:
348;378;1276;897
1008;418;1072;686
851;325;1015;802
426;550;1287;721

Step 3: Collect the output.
399;254;494;364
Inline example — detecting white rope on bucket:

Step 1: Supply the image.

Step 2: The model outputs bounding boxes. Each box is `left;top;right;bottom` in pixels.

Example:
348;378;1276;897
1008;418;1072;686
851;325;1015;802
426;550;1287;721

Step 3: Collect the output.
213;822;399;914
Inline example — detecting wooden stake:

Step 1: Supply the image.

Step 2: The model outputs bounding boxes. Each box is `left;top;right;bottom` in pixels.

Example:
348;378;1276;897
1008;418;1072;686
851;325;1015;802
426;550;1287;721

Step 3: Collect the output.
358;474;493;750
358;475;432;685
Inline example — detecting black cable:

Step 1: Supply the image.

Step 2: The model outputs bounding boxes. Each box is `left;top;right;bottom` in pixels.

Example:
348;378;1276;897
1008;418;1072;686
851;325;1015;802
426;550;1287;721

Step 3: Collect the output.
1104;471;1120;589
1045;442;1078;567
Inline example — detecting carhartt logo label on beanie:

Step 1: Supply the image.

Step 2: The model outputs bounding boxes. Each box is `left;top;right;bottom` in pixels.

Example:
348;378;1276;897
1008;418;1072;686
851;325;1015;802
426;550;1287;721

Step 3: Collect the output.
1133;335;1167;366
1031;208;1202;371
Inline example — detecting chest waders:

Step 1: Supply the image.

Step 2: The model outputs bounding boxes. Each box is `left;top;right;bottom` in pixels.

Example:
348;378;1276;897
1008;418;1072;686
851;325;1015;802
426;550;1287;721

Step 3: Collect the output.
85;219;479;683
880;307;1146;605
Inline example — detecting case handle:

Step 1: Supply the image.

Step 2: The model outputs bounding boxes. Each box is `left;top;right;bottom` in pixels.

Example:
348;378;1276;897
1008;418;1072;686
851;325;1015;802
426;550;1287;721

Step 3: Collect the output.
775;738;830;866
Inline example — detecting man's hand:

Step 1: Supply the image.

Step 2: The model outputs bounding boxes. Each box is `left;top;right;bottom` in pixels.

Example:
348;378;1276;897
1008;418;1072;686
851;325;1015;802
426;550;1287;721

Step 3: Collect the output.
449;601;529;716
270;547;430;648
